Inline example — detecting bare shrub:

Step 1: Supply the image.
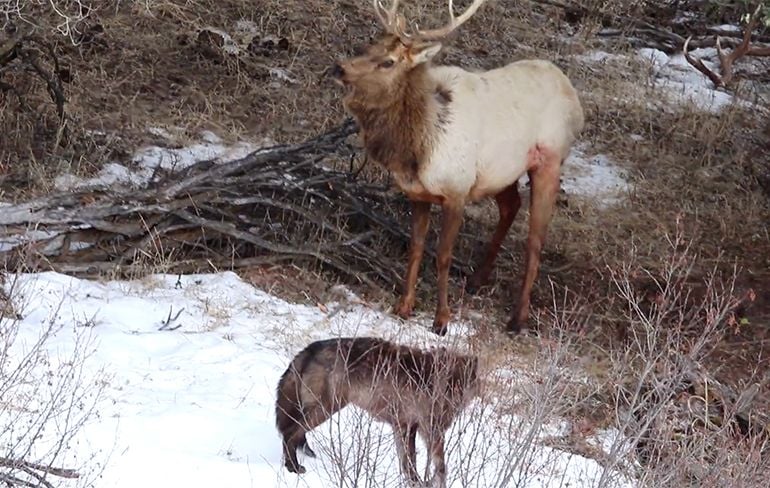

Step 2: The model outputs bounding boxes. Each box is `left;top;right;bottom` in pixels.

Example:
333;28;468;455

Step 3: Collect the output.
0;273;107;487
1;1;94;41
596;227;770;486
275;329;634;488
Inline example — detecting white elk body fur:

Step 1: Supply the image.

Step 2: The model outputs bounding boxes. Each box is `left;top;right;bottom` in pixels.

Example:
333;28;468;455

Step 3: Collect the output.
397;59;584;202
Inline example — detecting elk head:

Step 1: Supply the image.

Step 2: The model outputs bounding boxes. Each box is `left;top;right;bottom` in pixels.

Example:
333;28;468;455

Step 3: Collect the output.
331;0;487;108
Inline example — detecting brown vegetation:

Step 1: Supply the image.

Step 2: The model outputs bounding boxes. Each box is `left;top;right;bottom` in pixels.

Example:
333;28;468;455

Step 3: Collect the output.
2;0;770;484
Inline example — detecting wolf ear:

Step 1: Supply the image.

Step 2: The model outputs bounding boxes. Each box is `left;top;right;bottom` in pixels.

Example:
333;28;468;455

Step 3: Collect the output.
410;41;442;65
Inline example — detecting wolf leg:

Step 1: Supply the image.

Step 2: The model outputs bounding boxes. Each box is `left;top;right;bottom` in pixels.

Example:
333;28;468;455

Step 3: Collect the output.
426;431;447;488
298;434;316;458
282;429;307;474
284;400;340;473
394;423;421;483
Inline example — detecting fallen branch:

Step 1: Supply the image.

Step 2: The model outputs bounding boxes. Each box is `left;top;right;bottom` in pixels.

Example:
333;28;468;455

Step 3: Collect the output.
0;120;486;290
0;456;79;488
535;0;770;54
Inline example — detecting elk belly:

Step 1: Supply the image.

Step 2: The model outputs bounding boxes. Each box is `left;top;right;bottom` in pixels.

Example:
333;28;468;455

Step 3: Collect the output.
467;143;530;201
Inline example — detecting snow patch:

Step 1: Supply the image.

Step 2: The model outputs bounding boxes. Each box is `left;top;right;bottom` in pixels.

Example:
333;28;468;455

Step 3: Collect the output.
0;229;59;252
520;145;629;208
2;271;634;488
575;50;626;64
710;23;742;33
637;47;734;112
577;47;743;113
54;131;274;192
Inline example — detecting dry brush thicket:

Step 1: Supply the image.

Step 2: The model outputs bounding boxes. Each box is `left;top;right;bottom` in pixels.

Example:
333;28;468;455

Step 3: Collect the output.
1;0;769;486
0;276;107;488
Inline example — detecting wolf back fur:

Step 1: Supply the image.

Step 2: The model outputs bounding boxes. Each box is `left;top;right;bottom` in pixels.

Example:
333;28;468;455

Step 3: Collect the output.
275;336;478;486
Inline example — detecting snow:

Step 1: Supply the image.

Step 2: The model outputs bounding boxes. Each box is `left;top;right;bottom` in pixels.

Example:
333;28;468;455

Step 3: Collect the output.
519;144;629;208
636;47;735;112
0;229;59;252
561;147;629;208
577;47;740;113
54;130;273;192
2;271;633;487
710;24;742;33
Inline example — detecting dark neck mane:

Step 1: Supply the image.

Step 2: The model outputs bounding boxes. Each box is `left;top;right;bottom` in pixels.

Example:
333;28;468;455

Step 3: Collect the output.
345;66;439;180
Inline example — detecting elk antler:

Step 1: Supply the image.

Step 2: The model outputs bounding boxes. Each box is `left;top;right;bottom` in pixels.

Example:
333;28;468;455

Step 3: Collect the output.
373;0;409;38
683;5;770;88
412;0;488;40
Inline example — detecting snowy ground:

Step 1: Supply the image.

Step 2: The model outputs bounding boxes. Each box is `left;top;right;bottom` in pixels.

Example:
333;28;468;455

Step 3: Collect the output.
578;45;767;114
2;272;633;488
13;37;752;487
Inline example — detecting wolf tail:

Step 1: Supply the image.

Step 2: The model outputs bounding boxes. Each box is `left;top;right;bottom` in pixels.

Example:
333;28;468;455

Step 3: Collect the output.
276;354;309;473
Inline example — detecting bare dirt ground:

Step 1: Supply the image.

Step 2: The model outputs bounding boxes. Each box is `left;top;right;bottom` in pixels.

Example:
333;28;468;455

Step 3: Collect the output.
2;0;770;478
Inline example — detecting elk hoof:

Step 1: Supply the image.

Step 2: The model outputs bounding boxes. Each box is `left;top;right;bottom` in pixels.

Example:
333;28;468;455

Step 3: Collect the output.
464;275;484;295
505;317;525;336
395;297;414;319
432;315;449;336
432;324;448;336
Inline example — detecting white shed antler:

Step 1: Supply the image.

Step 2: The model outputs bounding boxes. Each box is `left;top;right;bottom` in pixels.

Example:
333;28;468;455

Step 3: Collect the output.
683;5;770;88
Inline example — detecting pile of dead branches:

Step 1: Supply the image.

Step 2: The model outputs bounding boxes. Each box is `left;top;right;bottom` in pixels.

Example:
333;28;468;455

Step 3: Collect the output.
0;120;482;288
0;456;79;488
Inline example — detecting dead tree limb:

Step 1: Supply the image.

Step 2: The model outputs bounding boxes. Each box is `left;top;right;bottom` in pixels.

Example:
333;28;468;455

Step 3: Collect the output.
0;120;489;290
0;456;79;488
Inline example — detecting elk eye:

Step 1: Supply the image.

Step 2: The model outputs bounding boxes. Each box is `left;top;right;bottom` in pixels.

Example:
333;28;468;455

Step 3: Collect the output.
378;59;395;69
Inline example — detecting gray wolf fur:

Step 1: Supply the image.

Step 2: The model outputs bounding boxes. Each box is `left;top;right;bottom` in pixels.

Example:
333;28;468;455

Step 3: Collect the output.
275;336;479;487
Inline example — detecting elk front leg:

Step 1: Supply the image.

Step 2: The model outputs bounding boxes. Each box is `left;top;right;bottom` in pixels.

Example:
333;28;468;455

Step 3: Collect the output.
508;159;561;334
433;201;464;335
466;183;521;294
396;201;432;319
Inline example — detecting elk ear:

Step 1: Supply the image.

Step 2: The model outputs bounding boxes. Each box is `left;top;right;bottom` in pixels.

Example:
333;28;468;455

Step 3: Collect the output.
410;41;442;65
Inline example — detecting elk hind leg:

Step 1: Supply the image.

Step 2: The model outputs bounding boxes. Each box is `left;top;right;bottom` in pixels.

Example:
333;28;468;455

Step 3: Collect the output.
467;183;521;294
425;430;447;488
508;149;561;334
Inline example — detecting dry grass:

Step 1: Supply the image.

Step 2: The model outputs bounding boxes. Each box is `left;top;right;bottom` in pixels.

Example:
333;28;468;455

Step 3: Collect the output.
2;1;770;480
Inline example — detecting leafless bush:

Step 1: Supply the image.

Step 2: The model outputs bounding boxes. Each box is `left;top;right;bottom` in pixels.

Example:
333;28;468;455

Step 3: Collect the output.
276;328;633;488
1;1;95;42
595;227;769;486
0;273;107;487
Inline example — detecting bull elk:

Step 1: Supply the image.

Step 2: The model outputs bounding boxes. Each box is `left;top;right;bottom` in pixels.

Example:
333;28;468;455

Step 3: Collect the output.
331;0;584;335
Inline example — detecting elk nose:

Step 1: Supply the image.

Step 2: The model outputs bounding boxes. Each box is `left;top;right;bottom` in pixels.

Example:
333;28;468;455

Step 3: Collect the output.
330;62;345;79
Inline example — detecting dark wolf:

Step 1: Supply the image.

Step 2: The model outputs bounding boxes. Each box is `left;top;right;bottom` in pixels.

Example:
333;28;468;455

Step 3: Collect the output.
275;336;479;487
